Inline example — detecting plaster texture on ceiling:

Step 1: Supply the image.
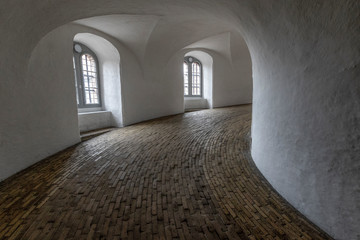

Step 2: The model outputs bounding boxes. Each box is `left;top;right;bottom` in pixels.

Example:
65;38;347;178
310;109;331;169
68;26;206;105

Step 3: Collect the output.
75;15;160;65
185;32;232;62
0;0;359;239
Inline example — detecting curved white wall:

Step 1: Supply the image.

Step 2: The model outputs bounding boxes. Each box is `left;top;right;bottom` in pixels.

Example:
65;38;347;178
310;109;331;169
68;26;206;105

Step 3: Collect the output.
0;25;81;182
236;2;360;239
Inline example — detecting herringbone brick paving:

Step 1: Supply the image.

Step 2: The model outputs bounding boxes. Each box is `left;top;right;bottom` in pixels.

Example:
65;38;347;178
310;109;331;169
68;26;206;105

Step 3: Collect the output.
0;105;332;239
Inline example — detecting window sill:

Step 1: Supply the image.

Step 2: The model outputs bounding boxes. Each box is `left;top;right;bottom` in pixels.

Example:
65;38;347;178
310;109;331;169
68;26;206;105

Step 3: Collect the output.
78;107;103;113
78;110;110;116
78;111;112;132
184;96;203;99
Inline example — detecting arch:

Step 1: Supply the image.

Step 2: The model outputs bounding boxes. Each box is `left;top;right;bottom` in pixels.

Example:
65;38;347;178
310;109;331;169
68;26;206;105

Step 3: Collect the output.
184;50;213;110
73;42;101;108
183;56;202;97
74;33;123;130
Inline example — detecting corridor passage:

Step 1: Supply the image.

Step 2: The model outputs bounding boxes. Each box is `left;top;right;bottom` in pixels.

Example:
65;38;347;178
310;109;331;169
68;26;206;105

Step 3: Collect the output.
0;105;331;239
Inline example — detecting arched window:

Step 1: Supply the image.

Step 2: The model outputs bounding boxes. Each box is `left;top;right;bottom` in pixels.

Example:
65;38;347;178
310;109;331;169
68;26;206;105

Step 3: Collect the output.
73;42;101;108
184;56;202;97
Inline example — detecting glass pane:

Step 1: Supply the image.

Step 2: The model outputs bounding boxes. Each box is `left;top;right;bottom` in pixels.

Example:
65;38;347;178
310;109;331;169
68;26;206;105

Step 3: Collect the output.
192;63;201;96
183;62;188;96
81;54;99;104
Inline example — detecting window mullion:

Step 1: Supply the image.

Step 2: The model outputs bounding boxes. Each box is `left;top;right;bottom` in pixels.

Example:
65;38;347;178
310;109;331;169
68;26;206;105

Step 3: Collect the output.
200;64;202;97
84;57;90;104
184;56;202;98
76;53;85;107
74;42;101;109
188;63;192;97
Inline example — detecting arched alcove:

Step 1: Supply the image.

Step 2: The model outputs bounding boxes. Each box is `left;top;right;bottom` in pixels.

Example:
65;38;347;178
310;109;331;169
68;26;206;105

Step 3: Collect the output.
182;32;252;109
184;50;213;110
74;33;123;131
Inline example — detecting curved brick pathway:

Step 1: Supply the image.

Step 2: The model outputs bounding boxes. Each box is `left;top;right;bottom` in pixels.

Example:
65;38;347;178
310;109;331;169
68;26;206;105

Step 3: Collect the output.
0;105;331;239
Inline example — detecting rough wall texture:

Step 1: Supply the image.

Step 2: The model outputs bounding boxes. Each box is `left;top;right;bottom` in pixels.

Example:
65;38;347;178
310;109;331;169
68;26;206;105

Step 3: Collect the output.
238;1;360;239
0;26;81;182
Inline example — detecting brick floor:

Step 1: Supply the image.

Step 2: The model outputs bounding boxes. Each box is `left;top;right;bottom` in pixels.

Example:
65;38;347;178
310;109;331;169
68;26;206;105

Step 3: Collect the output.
0;105;332;239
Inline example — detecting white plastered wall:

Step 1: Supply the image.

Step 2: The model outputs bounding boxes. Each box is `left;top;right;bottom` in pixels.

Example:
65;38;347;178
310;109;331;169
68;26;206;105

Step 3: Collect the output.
235;2;360;239
0;26;81;181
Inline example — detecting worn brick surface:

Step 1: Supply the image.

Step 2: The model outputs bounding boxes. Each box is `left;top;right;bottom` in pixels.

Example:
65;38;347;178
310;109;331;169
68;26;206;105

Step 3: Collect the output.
0;105;332;239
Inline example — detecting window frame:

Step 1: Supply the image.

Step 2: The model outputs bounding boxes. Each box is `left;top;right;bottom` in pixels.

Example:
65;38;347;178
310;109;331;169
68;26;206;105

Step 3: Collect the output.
184;56;203;97
73;42;102;108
